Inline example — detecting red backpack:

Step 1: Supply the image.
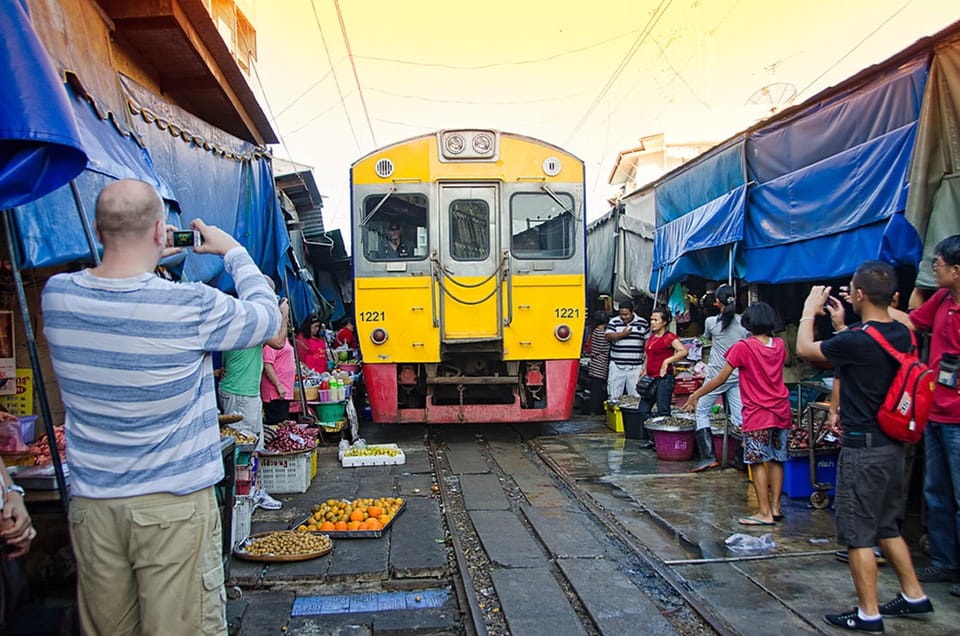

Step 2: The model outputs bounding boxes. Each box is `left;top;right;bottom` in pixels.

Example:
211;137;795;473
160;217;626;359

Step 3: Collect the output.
860;324;935;444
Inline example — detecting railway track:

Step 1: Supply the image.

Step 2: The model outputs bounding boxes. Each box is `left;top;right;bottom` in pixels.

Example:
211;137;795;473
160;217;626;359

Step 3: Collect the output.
427;423;734;636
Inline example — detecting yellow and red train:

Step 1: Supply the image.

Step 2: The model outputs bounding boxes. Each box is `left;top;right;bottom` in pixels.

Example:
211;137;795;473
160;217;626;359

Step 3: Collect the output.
350;129;586;423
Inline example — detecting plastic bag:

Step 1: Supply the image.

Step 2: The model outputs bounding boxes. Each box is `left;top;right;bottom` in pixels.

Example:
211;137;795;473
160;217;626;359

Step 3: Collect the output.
345;399;360;441
724;532;776;554
0;422;26;453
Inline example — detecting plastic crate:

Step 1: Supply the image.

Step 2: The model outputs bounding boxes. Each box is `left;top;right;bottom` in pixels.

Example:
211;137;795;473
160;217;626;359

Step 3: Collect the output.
310;448;318;480
673;377;703;396
340;444;406;467
258;450;313;493
783;453;838;498
231;495;254;549
604;401;623;433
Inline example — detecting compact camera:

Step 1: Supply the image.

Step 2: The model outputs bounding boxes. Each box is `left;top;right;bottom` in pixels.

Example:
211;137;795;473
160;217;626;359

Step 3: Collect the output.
938;352;959;389
171;229;202;249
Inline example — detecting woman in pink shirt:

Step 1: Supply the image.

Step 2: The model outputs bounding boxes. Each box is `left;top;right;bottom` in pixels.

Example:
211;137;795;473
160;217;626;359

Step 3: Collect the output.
684;302;792;526
262;336;296;425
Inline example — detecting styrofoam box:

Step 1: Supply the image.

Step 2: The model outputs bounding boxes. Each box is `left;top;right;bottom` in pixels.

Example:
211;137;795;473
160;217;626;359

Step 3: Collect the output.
231;495;254;549
258;449;314;493
339;443;406;467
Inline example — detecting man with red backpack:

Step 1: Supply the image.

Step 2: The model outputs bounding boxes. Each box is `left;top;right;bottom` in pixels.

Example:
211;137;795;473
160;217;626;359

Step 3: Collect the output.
890;235;960;593
798;261;932;633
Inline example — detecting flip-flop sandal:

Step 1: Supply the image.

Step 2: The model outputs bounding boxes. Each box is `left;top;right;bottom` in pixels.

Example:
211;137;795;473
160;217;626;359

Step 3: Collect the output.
773;514;785;522
738;515;776;526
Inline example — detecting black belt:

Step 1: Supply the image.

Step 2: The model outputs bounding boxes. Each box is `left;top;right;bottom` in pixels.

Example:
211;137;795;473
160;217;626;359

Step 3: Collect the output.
842;432;896;448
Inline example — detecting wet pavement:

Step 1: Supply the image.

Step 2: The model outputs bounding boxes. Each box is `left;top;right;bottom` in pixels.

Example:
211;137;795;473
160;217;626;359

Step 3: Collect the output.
542;417;960;635
225;416;960;635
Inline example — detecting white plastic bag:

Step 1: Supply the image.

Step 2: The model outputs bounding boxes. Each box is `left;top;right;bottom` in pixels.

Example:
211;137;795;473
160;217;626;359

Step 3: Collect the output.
724;532;776;553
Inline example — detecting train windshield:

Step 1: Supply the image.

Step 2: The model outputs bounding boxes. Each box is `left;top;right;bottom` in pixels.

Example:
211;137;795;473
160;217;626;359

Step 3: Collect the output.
509;192;576;259
449;198;490;261
362;193;429;261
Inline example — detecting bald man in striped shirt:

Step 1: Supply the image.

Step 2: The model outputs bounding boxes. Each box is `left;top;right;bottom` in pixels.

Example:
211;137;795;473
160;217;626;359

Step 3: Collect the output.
42;179;280;636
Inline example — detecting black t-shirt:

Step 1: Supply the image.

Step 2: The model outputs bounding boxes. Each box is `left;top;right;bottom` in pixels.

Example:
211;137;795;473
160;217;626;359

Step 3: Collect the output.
820;320;912;435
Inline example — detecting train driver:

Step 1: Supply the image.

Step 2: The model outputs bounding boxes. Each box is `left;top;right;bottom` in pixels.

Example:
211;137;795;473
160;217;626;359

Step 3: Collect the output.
381;223;410;258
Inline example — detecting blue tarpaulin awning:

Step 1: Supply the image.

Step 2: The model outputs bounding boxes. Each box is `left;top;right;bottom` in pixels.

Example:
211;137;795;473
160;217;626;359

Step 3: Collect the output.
742;56;928;283
0;0;86;208
13;81;175;268
652;185;745;289
651;137;746;290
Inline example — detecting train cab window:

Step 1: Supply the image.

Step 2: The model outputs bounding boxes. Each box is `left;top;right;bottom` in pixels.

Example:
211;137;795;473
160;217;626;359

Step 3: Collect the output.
362;193;429;261
510;192;575;259
449;199;489;261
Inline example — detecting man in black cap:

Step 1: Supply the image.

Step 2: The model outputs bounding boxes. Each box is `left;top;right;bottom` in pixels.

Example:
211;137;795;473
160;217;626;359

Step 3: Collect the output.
381;223;409;258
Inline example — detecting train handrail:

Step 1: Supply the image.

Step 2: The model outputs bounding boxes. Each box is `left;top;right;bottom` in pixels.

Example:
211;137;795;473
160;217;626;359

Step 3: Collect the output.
431;258;504;306
503;249;513;327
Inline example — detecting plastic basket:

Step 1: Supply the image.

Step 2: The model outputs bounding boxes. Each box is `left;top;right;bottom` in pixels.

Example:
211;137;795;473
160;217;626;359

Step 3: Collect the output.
620;407;646;440
316;400;346;423
231;495;254;549
652;429;696;461
258;449;313;493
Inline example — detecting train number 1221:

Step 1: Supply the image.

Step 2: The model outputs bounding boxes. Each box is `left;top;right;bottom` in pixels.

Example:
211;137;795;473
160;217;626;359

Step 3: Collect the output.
554;307;580;318
360;310;384;322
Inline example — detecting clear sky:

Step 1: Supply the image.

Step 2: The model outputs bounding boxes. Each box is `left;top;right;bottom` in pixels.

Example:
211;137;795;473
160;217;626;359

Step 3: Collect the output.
248;1;955;249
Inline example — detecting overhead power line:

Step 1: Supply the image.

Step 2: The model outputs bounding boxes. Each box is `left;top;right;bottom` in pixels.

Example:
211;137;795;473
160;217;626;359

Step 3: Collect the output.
564;0;673;147
796;0;914;100
354;28;640;70
333;0;377;148
310;0;362;151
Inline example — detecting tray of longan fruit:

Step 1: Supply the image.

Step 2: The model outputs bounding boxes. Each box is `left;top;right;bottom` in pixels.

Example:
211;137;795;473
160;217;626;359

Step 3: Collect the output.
295;497;405;538
234;530;332;562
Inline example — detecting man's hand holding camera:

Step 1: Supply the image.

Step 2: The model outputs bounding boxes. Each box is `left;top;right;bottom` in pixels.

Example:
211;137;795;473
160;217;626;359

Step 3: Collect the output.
165;219;241;257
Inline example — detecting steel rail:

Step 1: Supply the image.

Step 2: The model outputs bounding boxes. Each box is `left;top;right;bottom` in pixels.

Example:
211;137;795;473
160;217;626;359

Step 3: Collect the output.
427;432;486;636
529;437;738;636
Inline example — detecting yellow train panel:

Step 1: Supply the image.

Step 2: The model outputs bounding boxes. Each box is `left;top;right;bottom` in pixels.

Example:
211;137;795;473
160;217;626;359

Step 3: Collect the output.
352;134;583;185
503;274;585;361
354;277;439;363
438;276;499;340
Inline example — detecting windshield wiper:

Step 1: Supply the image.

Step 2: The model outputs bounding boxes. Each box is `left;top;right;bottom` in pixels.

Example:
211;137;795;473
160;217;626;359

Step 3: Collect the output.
540;184;579;221
360;186;397;226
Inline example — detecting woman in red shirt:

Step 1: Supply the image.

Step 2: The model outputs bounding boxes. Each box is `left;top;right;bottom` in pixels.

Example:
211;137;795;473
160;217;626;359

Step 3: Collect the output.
684;302;792;526
295;315;333;373
637;307;689;423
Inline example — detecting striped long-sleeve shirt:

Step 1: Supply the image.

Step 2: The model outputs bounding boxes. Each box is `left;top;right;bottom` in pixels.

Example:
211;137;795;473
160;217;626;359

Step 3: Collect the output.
42;247;281;499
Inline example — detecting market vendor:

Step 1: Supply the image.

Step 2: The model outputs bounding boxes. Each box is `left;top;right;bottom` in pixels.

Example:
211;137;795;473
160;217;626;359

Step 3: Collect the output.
295;314;334;372
0;411;35;558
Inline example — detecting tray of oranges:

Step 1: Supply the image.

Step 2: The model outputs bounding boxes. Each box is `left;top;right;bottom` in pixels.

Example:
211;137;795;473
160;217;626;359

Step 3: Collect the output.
294;496;405;538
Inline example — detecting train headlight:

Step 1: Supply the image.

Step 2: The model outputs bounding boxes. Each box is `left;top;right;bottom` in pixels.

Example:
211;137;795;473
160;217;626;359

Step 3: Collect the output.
554;324;571;342
371;328;388;344
472;133;493;154
444;134;465;155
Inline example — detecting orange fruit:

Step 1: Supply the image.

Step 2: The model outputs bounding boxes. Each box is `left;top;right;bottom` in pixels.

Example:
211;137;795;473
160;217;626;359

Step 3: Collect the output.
320;521;335;531
347;521;361;531
366;518;382;530
334;521;348;531
349;509;365;522
357;521;369;531
367;506;382;518
379;515;392;526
